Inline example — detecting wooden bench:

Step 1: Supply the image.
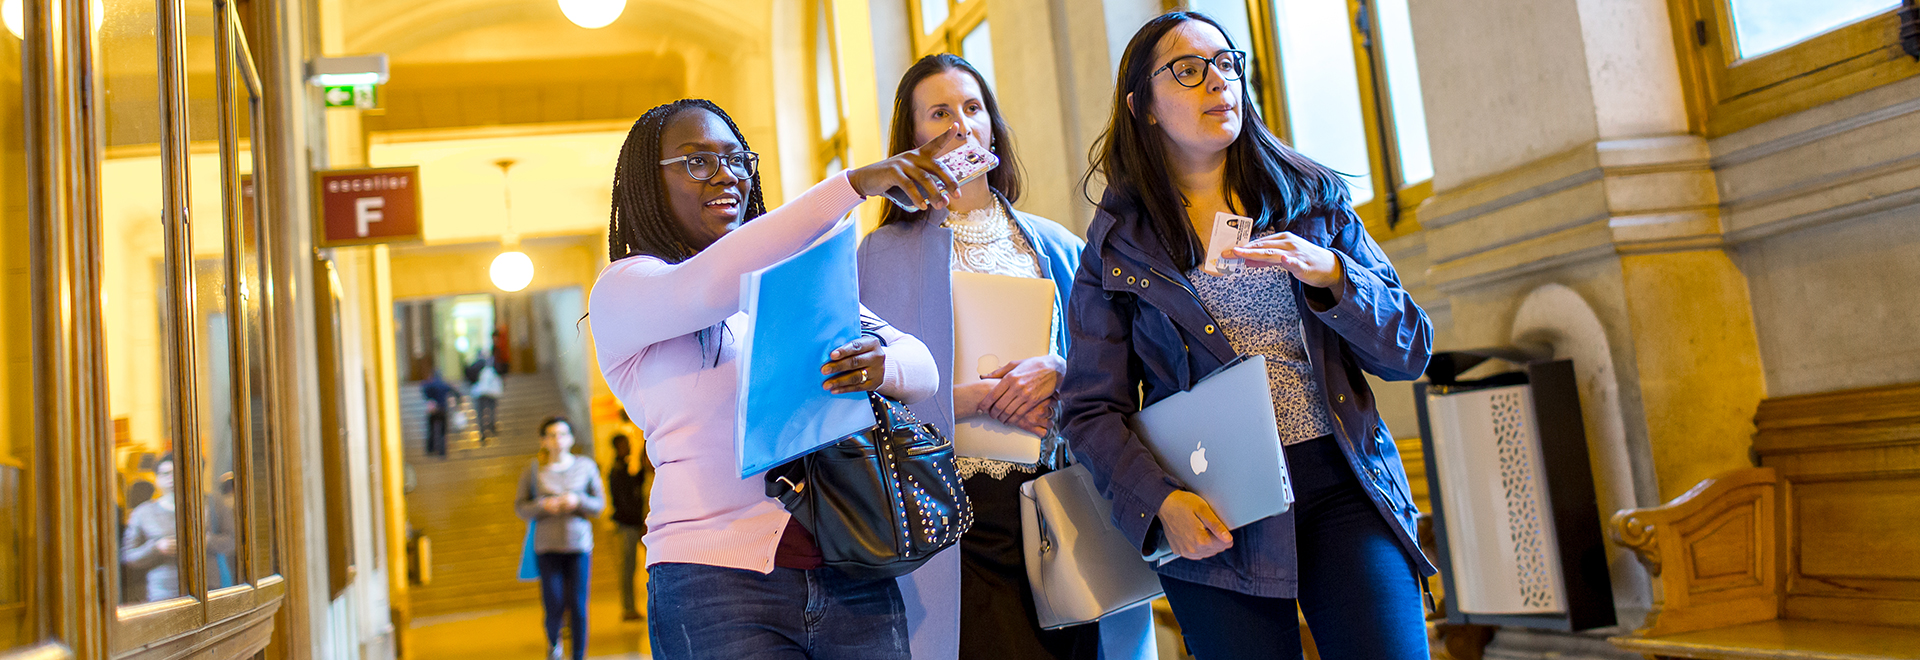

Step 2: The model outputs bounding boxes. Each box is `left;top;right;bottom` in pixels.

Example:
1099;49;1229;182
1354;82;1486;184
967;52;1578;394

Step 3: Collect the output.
1605;382;1920;659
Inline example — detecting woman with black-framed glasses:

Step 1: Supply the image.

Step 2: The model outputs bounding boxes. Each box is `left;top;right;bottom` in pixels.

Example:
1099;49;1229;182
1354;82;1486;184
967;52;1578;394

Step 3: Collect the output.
1152;49;1248;89
589;98;965;659
1061;11;1434;660
658;150;761;182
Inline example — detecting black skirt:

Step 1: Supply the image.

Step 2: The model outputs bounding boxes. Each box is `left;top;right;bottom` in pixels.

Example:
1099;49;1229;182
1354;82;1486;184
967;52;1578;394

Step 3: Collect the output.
958;470;1101;660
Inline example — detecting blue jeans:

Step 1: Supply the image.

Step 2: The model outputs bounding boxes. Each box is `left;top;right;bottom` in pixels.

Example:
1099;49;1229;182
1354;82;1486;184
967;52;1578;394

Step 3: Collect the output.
537;552;591;659
1159;437;1426;660
647;562;909;660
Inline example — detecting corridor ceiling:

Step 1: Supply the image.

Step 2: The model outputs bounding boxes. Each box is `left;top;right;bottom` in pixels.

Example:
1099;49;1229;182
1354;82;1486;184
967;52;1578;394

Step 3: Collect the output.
333;0;775;131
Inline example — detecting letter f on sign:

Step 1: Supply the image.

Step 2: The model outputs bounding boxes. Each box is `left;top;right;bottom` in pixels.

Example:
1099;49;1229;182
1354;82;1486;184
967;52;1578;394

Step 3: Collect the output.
355;197;385;237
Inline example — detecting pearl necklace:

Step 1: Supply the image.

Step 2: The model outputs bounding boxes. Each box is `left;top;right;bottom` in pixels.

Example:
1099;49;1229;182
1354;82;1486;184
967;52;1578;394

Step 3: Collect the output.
942;200;1039;276
942;201;1015;244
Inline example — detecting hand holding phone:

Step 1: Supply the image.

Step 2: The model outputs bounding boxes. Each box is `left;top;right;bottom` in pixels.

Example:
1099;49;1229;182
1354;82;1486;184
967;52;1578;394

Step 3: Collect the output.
884;142;999;212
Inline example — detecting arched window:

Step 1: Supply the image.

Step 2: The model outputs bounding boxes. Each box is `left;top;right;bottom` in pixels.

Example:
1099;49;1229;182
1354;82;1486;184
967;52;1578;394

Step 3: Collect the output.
909;0;995;91
814;0;850;178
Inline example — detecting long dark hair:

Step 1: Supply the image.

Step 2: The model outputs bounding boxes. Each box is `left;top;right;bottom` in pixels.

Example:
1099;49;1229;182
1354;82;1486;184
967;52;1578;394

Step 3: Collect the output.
879;54;1023;228
604;99;766;364
1085;11;1349;271
607;99;770;264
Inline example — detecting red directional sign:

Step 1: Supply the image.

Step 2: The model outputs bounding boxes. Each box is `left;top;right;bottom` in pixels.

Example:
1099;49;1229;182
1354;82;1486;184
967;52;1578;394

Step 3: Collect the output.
313;166;422;248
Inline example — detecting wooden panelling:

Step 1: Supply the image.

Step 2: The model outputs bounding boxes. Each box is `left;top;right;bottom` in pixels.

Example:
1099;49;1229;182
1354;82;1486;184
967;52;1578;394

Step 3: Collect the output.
1792;477;1920;580
1753;382;1920;456
1610;468;1778;637
116;600;274;660
1759;382;1920;630
1684;508;1757;586
1609;381;1920;657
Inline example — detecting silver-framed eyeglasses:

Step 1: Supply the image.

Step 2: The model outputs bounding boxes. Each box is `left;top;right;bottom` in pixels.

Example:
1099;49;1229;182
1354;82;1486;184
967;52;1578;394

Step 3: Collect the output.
659;150;760;181
1152;50;1248;88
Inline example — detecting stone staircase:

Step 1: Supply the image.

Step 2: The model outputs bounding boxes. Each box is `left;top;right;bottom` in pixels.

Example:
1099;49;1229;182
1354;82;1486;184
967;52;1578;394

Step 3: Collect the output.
400;373;621;619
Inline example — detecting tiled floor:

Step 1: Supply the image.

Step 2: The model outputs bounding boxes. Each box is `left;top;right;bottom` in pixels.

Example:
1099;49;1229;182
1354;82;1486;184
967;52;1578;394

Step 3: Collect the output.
407;595;650;659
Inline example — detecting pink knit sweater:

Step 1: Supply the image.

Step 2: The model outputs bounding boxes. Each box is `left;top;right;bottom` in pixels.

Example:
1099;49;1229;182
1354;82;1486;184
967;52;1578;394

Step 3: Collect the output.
588;172;939;573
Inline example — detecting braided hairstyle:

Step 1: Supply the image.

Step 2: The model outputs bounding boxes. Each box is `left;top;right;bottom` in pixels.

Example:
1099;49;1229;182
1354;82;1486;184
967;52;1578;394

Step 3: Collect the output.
605;99;768;365
607;99;770;264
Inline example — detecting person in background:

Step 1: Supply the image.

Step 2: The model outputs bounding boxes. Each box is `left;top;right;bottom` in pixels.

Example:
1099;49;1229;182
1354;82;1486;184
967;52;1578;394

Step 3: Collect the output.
493;326;513;375
858;53;1155;660
122;454;181;602
209;471;238;588
515;416;606;660
464;351;489;386
472;360;505;443
420;369;461;458
608;433;648;622
1062;12;1434;660
121;478;157;603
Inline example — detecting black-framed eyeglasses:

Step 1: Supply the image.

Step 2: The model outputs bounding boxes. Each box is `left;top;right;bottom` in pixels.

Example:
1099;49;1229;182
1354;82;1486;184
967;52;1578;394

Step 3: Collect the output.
1151;50;1248;88
659;150;760;181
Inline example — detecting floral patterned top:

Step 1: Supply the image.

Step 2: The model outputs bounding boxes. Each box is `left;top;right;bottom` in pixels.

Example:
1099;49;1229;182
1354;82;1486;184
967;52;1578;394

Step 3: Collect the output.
1187;265;1336;445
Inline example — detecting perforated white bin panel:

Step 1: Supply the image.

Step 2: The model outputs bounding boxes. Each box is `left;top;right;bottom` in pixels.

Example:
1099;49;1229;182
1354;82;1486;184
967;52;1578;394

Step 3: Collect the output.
1427;384;1567;615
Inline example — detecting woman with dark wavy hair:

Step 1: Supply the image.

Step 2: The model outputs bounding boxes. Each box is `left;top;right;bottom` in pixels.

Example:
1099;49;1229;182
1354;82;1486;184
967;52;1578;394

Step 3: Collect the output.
859;54;1155;660
1061;12;1435;660
589;98;959;659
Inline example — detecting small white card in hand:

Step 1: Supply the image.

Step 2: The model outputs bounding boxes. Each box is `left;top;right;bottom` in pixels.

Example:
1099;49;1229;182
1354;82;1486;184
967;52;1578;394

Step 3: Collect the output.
1203;211;1253;276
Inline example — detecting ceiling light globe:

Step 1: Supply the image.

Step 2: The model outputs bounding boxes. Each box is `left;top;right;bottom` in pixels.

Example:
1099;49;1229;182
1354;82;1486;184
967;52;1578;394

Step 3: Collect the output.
490;251;535;292
2;0;22;40
558;0;625;29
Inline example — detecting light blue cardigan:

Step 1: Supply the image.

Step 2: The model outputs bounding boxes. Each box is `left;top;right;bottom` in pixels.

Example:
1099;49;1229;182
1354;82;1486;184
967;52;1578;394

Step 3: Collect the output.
856;201;1080;440
857;200;1158;660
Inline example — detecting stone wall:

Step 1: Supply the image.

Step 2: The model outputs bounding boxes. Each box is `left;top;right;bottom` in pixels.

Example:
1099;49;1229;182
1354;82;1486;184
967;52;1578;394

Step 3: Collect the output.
1714;75;1920;397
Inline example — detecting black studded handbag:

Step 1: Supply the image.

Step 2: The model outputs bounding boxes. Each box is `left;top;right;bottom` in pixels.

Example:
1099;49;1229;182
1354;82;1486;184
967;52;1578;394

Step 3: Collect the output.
765;392;973;580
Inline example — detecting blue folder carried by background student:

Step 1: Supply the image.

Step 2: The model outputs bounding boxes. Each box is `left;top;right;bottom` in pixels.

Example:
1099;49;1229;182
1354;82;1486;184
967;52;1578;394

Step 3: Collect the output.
735;219;875;477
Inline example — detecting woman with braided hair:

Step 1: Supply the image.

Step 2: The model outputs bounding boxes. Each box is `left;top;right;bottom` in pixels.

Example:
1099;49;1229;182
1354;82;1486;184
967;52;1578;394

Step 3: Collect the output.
588;98;962;659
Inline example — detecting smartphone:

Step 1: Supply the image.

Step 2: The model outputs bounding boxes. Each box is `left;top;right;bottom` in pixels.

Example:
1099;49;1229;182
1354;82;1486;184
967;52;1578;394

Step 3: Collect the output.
1203;211;1253;276
883;141;1000;212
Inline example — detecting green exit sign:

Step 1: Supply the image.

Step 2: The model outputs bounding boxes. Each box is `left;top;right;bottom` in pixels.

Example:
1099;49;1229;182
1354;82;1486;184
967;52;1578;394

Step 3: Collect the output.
323;84;378;109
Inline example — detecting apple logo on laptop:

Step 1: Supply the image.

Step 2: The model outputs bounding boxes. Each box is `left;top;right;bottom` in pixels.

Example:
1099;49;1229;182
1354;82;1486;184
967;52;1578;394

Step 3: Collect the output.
1190;441;1209;475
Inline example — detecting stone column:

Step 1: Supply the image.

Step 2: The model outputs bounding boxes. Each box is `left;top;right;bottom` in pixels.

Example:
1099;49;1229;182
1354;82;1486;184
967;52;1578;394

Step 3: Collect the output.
1405;0;1768;648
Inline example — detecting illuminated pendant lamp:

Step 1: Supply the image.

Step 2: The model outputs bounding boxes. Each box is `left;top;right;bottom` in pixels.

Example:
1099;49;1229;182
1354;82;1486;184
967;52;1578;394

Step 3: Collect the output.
489;158;535;293
558;0;624;29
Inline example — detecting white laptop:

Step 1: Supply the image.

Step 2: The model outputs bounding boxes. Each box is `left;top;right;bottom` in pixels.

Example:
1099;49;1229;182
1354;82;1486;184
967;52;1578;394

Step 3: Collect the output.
951;271;1056;463
1125;355;1293;531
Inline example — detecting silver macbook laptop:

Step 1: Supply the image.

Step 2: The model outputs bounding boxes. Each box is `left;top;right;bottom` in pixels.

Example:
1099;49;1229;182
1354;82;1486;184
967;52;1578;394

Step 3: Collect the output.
1125;355;1294;531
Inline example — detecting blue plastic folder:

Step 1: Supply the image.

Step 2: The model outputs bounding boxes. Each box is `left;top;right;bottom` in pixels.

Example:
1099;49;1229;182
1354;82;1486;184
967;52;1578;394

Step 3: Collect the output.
735;219;875;477
517;523;538;581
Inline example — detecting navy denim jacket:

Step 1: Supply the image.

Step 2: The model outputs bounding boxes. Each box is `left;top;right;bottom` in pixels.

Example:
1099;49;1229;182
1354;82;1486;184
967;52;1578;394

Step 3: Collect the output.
1060;195;1438;598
